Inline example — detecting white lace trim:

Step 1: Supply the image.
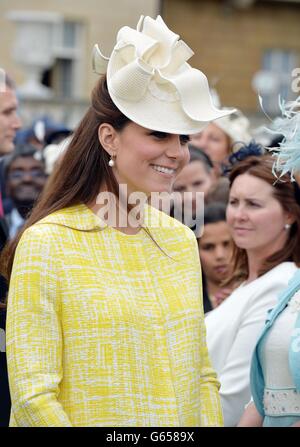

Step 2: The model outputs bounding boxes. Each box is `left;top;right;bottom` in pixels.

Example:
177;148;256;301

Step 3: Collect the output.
264;388;300;416
288;290;300;313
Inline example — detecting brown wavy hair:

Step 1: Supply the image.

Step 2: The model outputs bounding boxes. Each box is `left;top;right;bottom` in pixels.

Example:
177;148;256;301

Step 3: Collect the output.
226;155;300;285
1;75;131;284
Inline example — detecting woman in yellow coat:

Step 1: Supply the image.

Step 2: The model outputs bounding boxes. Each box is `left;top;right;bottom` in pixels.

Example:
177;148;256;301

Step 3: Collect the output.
3;15;233;427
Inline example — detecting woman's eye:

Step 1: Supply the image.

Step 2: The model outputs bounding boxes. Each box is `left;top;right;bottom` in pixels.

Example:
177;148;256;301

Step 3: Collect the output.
173;186;185;192
150;132;190;145
180;135;190;145
150;131;168;140
209;136;221;143
201;244;214;251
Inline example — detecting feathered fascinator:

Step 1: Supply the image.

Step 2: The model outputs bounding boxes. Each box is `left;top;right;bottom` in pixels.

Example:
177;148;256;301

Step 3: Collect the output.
223;140;265;175
269;96;300;180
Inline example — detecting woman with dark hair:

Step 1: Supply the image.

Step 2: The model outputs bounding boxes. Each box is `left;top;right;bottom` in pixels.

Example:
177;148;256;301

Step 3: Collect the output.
1;16;233;427
197;202;234;313
239;97;300;427
205;154;300;426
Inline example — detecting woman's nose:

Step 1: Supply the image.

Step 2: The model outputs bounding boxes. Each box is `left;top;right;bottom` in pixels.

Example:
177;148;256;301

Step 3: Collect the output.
165;135;186;160
234;205;248;221
215;246;226;260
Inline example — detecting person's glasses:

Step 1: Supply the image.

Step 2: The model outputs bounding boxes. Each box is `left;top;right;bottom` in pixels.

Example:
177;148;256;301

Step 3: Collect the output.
8;169;47;180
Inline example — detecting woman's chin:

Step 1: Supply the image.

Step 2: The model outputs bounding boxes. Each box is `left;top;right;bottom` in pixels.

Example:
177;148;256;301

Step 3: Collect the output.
234;241;253;250
148;185;173;195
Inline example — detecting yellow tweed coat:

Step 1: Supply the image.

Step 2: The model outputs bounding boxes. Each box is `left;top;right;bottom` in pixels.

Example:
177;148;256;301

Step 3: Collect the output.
6;204;223;427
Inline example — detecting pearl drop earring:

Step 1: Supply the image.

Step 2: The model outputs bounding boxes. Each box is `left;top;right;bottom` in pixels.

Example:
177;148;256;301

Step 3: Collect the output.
285;224;291;230
108;156;115;167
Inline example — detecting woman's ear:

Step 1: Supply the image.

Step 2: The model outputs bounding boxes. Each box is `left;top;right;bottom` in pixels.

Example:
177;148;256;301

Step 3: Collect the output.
286;212;296;226
98;123;119;157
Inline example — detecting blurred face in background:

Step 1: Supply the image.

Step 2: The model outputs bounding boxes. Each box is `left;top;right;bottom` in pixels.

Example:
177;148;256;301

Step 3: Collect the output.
7;156;47;210
172;160;215;214
198;221;233;284
0;88;22;155
226;173;293;255
190;123;231;176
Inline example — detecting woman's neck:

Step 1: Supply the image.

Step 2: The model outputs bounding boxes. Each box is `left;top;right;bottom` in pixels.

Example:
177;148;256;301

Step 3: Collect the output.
246;253;262;283
88;187;147;235
246;233;288;283
206;278;222;299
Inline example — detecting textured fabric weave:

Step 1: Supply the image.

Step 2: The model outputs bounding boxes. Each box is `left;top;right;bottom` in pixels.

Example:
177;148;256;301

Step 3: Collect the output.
205;262;297;426
6;203;223;427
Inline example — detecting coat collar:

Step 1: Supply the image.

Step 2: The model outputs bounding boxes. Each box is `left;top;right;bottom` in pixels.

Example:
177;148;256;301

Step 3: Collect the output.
250;268;300;416
34;202;174;232
36;203;106;231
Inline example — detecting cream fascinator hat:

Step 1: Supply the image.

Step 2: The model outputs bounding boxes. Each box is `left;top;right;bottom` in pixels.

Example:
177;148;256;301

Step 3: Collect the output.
92;15;235;134
213;109;252;146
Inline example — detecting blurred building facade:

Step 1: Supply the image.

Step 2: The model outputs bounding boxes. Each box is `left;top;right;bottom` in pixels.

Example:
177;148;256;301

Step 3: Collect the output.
0;0;160;127
163;0;300;116
0;0;299;128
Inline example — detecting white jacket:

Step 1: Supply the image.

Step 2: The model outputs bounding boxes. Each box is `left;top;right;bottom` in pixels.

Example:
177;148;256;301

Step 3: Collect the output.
205;262;298;426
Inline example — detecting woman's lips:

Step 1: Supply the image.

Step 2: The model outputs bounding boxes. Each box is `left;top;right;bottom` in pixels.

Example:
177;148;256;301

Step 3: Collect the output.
214;265;228;274
234;227;253;235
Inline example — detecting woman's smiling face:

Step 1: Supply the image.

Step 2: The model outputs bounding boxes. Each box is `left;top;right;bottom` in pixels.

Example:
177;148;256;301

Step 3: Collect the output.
101;121;190;196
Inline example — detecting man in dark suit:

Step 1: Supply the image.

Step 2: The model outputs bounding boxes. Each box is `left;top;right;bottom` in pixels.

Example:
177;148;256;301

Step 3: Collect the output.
4;144;47;239
0;73;22;249
0;72;22;426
